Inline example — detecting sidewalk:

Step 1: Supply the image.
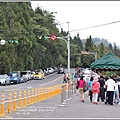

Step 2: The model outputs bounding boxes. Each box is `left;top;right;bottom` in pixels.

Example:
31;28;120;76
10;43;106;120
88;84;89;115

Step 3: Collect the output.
3;90;120;119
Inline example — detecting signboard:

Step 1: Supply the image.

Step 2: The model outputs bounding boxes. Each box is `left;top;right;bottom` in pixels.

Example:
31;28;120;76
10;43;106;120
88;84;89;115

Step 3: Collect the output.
0;39;5;45
81;51;90;54
50;34;57;41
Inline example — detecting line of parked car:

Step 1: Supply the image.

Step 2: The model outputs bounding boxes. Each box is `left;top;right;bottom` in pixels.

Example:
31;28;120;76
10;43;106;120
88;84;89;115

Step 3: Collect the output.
0;66;59;86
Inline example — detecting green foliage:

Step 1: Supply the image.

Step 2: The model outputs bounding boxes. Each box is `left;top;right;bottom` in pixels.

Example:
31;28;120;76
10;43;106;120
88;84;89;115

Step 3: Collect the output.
0;2;120;74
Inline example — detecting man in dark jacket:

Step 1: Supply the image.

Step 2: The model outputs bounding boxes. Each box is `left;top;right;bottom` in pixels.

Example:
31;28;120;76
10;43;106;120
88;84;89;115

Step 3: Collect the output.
98;75;105;102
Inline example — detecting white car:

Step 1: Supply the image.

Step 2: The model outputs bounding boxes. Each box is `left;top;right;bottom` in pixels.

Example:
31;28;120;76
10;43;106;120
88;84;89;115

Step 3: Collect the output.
0;74;11;86
20;71;32;81
48;67;54;74
83;73;99;83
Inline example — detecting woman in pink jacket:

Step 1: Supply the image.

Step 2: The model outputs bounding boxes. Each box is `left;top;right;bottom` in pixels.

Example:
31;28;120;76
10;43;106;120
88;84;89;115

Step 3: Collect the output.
92;77;100;104
78;75;86;102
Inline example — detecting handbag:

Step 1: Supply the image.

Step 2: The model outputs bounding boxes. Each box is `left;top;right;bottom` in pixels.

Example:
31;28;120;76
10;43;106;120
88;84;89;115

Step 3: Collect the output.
83;82;88;92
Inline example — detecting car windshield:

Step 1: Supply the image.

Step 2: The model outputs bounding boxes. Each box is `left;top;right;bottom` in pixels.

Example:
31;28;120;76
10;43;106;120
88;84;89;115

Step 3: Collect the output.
21;72;27;75
9;73;17;77
35;72;39;75
0;75;5;79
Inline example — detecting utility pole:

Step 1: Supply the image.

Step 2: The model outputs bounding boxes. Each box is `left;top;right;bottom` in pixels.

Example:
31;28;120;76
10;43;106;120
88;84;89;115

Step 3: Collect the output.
67;22;70;75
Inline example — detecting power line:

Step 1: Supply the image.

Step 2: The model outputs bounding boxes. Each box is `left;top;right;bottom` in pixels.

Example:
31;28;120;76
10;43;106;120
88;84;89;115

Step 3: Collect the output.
69;20;120;33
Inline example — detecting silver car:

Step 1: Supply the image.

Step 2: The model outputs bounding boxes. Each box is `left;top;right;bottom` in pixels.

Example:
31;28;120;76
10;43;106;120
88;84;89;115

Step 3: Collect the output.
0;74;11;86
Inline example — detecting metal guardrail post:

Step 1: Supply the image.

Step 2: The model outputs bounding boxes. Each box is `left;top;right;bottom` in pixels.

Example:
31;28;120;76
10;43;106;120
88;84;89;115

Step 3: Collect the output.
73;81;77;95
71;83;74;96
63;84;67;103
67;84;71;100
59;85;66;107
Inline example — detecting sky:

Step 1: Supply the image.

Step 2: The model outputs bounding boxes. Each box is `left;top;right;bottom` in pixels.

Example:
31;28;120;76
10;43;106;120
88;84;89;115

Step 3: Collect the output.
31;1;120;46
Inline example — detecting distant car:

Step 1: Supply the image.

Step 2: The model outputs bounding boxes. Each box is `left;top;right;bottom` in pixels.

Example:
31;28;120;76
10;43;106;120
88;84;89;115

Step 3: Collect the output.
44;68;50;75
52;67;58;72
9;72;21;84
20;71;32;81
33;72;44;80
20;73;27;83
31;71;35;79
58;67;64;74
48;67;54;74
0;74;11;86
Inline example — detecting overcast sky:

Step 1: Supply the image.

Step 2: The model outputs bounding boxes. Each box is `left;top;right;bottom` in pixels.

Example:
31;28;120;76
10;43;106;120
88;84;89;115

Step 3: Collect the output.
31;1;120;46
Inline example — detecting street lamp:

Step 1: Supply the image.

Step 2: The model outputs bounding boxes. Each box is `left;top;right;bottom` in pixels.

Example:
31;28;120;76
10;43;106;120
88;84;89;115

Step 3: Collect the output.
67;22;70;75
57;22;70;75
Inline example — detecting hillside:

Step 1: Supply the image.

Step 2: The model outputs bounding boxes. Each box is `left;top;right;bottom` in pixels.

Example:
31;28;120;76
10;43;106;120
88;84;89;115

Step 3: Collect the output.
82;37;110;47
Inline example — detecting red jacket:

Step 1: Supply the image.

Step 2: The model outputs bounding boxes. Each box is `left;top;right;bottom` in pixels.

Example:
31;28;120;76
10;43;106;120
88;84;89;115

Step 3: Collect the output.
92;81;100;94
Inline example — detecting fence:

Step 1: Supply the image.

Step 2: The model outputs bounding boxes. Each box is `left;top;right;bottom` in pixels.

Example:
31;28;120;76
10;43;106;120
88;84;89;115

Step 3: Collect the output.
59;81;77;107
0;82;76;116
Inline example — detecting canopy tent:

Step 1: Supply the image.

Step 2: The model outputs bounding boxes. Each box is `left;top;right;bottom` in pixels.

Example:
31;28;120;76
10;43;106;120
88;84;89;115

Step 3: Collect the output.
90;52;120;71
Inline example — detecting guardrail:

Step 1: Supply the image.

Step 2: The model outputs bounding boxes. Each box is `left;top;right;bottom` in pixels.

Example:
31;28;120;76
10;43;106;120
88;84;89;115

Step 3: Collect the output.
59;81;77;107
0;83;71;116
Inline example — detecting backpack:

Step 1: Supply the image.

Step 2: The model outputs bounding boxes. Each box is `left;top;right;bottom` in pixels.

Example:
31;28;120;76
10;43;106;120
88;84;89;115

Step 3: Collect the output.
83;81;88;92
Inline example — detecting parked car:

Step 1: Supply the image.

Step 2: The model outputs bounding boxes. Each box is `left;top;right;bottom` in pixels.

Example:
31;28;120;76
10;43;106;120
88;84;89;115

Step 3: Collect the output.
20;71;32;81
41;68;48;76
20;72;28;83
52;66;58;72
48;67;54;74
58;67;64;74
44;68;50;75
0;74;11;86
31;71;35;79
33;72;44;80
9;71;21;84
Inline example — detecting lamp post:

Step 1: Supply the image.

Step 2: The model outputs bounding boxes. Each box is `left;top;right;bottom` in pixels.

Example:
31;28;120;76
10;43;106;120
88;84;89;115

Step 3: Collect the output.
67;22;70;75
57;22;70;75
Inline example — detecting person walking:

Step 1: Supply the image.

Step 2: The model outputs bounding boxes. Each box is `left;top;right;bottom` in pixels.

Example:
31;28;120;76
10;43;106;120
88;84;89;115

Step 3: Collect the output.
92;77;100;104
63;73;67;83
113;78;119;104
78;75;86;102
104;76;109;104
105;76;115;105
98;75;105;102
71;73;75;82
88;76;94;102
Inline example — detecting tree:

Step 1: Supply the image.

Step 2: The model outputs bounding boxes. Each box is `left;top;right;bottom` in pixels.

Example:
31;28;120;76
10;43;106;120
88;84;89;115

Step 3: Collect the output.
99;42;104;57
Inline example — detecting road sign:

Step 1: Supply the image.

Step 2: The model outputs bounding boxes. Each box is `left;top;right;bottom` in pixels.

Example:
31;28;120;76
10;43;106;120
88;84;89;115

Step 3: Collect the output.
0;39;6;45
50;34;57;41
